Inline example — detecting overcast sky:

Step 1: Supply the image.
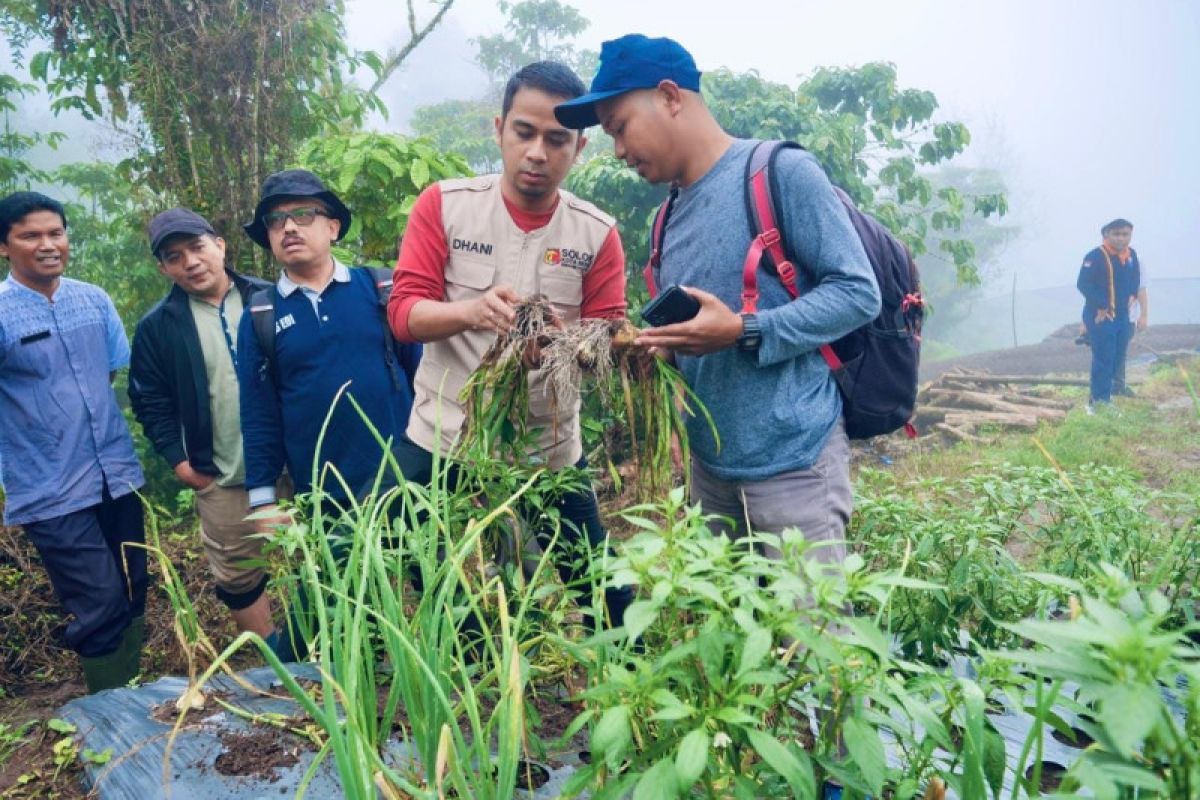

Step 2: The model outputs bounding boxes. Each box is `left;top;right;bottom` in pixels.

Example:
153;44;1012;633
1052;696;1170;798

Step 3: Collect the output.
8;1;1196;296
348;0;1199;292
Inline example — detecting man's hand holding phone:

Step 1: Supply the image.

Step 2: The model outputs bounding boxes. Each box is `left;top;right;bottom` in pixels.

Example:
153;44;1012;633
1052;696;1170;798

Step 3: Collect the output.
636;285;745;357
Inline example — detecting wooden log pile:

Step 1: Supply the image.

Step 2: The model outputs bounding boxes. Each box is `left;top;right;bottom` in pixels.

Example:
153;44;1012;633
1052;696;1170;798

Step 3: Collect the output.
915;369;1079;441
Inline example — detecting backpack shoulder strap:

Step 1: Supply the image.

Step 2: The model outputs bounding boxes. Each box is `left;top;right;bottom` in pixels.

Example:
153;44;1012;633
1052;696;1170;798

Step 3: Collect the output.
365;266;394;306
357;266;406;393
248;286;278;385
642;185;679;298
743;140;844;372
743;140;803;305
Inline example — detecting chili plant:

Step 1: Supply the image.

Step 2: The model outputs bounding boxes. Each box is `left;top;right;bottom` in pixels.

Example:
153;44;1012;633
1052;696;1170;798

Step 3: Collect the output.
995;566;1200;799
554;486;987;799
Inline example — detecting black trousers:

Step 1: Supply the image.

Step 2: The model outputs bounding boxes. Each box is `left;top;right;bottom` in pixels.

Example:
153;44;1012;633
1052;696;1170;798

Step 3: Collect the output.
23;485;147;658
393;436;632;631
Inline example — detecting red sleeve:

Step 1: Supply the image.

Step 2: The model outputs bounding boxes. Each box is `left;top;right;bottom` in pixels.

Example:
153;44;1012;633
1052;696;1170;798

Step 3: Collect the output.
388;184;448;343
580;226;627;320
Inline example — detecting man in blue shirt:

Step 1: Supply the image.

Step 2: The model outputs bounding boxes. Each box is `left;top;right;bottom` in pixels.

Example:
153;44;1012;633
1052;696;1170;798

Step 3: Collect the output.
238;169;421;517
555;37;881;800
0;191;147;693
1076;218;1141;411
237;171;421;660
555;36;879;565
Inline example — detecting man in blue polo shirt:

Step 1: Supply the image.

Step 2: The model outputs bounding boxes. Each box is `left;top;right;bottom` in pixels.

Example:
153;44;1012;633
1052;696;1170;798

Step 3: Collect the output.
236;170;421;659
0;191;148;693
238;169;421;514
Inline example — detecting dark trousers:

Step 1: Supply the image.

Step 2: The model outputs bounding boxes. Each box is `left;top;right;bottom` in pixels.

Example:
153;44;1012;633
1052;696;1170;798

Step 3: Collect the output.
23;486;147;658
1113;322;1135;393
394;436;632;630
1085;316;1132;403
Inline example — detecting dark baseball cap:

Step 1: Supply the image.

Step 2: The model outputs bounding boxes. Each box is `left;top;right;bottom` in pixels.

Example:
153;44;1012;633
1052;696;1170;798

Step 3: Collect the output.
148;207;216;258
554;34;701;129
243;169;351;249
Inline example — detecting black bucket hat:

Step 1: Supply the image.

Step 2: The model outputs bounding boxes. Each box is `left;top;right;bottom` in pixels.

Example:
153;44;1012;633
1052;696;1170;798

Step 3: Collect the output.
243;169;351;249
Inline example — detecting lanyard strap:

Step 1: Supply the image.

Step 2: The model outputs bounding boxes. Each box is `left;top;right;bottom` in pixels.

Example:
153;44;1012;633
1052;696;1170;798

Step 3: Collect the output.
217;291;238;369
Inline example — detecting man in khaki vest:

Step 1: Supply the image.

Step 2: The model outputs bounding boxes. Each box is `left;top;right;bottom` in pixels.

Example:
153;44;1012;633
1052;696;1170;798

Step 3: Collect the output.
387;61;631;632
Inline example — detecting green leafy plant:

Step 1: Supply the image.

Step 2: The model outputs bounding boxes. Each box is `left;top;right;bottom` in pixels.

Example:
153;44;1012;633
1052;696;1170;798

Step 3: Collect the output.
297;132;472;267
995;567;1200;799
558;487;964;799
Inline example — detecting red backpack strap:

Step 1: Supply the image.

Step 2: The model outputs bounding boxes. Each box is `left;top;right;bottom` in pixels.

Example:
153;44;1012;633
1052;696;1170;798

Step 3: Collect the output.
643;186;679;298
744;141;799;311
745;140;842;373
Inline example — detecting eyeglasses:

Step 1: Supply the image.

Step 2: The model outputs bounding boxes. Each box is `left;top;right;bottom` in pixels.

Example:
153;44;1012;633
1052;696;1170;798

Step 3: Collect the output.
262;207;328;231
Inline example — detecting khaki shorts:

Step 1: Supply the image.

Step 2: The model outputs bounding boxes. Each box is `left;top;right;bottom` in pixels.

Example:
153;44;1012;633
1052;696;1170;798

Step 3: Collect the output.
193;477;292;595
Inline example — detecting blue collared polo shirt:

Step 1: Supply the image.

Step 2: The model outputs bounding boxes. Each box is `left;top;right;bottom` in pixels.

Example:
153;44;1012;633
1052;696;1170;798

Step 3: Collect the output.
0;275;144;525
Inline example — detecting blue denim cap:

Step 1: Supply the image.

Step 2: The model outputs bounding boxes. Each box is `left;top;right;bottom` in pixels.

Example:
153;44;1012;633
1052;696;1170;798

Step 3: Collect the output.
148;207;216;258
243;169;351;249
554;34;701;129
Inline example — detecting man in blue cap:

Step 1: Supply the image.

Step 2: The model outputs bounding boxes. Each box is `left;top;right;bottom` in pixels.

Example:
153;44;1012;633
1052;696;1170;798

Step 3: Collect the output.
556;38;880;798
555;34;878;578
237;170;423;658
130;208;286;639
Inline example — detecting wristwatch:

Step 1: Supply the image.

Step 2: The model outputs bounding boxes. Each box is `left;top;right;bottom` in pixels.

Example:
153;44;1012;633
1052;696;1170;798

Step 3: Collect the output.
737;313;761;353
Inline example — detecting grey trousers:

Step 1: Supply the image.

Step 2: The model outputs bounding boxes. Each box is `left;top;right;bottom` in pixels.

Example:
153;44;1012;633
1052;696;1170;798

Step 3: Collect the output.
690;418;853;566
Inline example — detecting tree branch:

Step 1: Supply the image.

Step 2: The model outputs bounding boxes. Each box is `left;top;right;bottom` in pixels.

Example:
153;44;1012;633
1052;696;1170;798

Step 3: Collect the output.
366;0;455;97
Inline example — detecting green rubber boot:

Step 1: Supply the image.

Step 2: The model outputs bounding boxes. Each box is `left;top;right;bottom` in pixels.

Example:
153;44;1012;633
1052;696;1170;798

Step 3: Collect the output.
80;648;132;694
122;615;146;682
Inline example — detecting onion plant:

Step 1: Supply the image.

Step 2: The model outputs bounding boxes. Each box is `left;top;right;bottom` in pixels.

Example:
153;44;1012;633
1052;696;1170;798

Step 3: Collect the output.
155;387;572;799
460;297;715;502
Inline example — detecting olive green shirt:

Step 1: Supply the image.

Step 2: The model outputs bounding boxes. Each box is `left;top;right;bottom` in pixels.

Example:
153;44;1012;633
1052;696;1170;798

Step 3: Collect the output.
189;290;245;486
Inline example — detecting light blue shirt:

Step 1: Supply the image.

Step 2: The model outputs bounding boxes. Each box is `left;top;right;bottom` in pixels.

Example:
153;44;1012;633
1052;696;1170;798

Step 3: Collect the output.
657;140;880;480
0;275;144;525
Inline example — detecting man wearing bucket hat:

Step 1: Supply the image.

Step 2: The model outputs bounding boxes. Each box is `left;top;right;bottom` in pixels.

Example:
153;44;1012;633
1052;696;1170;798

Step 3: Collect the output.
130;207;290;640
237;169;422;533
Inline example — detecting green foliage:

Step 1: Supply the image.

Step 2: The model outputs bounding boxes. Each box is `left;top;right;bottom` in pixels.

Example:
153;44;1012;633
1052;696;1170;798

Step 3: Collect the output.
997;572;1200;798
53;161;161;326
0;73;64;192
704;65;1008;288
563;154;668;306
2;0;389;271
411;0;598;173
852;462;1200;659
474;0;597;85
297;132;472;267
409;99;501;174
559;488;960;798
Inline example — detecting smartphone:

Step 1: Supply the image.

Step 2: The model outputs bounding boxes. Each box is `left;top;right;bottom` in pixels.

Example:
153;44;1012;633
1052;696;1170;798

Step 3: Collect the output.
639;285;701;327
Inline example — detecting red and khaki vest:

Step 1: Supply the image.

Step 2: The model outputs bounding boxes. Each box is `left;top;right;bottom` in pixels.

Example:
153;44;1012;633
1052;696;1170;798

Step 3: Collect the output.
407;176;616;469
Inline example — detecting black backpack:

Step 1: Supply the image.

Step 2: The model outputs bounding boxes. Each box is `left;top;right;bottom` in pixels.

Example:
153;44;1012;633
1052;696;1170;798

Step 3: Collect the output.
248;266;409;393
645;140;924;439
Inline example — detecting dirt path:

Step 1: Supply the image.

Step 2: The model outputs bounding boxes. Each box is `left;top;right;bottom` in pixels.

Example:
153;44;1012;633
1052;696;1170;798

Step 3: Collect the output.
920;323;1200;383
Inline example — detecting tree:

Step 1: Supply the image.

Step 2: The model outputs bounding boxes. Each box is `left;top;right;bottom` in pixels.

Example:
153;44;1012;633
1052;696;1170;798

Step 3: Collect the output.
0;73;62;191
297;132;472;267
563;155;667;304
410;100;501;175
473;0;595;86
0;0;450;271
704;65;1008;286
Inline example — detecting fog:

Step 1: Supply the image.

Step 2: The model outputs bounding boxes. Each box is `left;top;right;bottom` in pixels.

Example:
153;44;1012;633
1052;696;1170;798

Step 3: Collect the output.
8;0;1198;346
350;0;1198;293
